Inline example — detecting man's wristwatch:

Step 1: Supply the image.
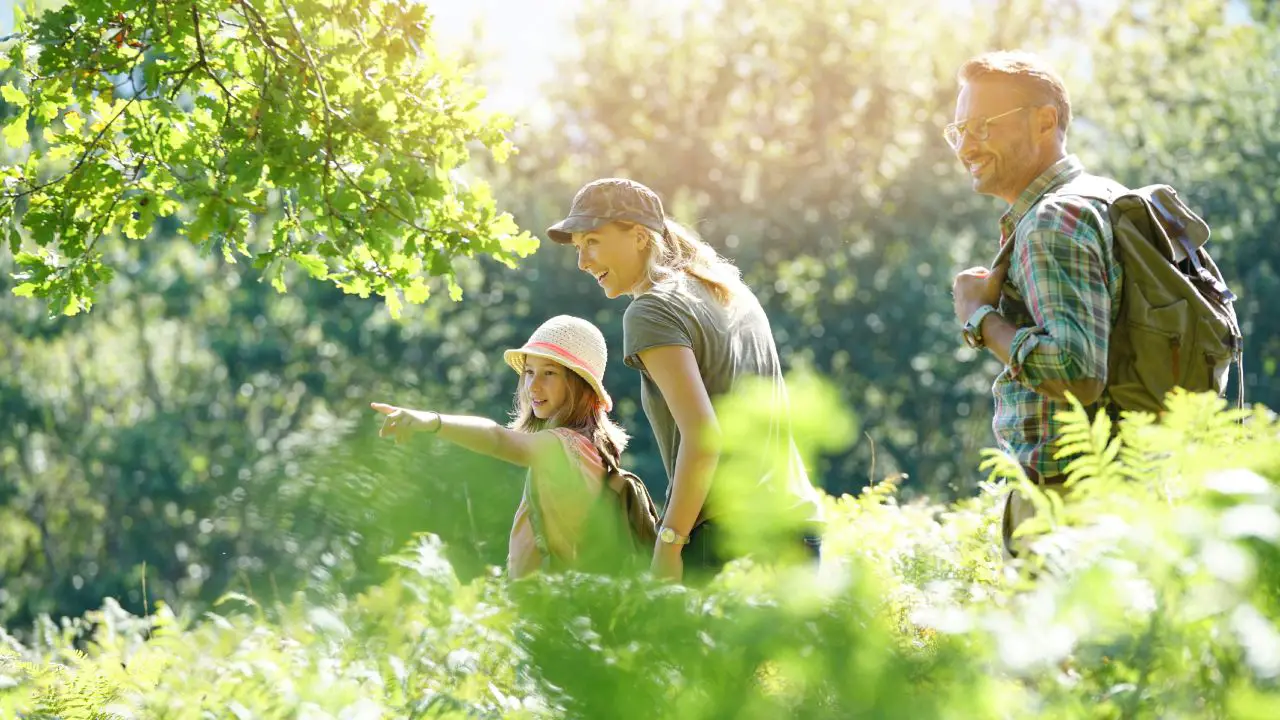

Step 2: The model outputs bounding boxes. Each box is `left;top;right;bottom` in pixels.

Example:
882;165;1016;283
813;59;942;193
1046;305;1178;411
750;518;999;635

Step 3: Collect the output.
657;527;690;546
962;304;999;349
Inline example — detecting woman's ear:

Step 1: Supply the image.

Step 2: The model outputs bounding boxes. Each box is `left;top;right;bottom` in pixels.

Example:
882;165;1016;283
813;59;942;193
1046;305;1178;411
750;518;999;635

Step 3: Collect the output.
634;225;651;252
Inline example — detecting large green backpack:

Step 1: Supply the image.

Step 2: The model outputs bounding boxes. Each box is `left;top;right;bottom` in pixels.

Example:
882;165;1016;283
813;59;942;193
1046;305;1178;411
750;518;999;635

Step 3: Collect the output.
1001;174;1244;414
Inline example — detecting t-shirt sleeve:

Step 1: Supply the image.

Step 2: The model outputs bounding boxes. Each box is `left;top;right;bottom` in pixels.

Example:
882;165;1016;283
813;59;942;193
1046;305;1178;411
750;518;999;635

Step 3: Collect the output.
623;293;693;372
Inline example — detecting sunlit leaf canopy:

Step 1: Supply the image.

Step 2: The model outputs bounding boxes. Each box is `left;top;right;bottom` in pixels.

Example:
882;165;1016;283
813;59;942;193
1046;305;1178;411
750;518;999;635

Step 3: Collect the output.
1;0;537;318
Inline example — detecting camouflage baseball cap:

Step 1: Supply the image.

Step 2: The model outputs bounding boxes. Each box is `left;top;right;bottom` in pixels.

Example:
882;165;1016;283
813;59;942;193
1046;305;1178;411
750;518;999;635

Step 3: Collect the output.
546;178;666;244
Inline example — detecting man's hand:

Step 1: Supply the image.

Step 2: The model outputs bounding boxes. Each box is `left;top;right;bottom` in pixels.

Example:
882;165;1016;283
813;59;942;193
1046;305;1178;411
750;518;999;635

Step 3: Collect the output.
651;541;684;583
952;263;1010;325
370;402;438;444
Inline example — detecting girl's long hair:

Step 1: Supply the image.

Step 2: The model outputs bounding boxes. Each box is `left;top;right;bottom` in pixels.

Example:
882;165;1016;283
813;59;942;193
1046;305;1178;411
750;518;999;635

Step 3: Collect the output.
508;365;628;472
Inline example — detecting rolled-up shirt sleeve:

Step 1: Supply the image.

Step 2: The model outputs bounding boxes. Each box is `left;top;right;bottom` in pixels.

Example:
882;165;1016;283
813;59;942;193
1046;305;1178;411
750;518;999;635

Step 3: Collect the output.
1006;203;1111;389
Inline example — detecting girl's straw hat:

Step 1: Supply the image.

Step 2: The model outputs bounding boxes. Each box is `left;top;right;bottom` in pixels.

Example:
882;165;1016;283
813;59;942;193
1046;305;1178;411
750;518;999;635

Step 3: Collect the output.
503;315;613;411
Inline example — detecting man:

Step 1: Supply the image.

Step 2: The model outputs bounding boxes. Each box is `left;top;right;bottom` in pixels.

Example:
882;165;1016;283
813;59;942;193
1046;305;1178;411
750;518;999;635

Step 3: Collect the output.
946;51;1122;559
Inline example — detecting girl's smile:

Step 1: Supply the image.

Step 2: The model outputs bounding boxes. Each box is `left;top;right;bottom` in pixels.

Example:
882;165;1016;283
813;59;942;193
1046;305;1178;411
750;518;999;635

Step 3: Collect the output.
524;356;570;420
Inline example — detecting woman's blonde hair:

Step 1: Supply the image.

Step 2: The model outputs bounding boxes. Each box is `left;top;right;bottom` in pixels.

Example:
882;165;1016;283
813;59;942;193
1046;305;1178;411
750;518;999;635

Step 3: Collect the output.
621;219;743;305
508;365;628;472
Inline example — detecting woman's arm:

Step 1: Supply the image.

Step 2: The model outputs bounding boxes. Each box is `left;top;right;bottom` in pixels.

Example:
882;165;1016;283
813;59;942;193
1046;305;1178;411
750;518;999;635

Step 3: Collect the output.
634;345;721;579
370;402;555;468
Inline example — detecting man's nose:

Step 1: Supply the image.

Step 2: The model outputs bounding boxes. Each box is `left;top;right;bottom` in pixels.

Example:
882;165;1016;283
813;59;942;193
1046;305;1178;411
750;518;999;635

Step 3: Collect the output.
577;247;592;271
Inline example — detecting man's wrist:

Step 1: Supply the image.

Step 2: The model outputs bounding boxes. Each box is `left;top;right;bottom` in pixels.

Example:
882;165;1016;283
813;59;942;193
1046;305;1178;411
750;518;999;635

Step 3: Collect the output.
962;304;1000;348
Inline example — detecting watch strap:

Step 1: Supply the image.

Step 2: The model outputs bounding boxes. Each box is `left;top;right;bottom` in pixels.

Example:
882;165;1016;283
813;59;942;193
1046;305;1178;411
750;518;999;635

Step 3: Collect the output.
964;304;999;347
659;526;690;545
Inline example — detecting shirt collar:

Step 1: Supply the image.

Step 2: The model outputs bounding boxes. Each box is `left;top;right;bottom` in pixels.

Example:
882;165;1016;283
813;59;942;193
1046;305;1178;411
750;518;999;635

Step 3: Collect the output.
998;154;1085;242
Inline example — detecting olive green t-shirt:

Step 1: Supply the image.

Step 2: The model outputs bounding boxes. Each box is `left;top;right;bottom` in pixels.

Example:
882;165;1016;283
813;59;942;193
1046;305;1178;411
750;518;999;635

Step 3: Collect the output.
622;273;823;527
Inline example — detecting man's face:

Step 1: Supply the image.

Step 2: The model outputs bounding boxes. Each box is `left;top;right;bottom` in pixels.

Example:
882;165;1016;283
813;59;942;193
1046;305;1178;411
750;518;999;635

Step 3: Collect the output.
951;81;1045;204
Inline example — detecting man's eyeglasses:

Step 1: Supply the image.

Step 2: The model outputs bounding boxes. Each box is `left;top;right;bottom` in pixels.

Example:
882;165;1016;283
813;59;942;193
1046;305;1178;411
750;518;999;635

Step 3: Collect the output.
943;106;1031;150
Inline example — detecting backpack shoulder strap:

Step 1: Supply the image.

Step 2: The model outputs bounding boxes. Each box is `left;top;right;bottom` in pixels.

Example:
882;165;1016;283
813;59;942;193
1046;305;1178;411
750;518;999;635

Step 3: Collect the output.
1053;173;1130;204
991;173;1127;270
523;474;556;570
526;429;596;571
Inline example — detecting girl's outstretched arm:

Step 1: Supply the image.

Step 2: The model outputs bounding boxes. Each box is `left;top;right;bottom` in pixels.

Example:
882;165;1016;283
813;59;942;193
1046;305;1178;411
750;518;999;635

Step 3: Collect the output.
370;402;555;468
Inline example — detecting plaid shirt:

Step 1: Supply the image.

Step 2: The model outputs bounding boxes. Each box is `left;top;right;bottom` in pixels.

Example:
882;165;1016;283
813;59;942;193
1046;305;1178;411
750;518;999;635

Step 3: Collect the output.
991;155;1123;479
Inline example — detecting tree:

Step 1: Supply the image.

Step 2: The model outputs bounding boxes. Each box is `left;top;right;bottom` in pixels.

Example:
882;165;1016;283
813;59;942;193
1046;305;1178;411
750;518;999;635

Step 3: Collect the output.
0;0;536;318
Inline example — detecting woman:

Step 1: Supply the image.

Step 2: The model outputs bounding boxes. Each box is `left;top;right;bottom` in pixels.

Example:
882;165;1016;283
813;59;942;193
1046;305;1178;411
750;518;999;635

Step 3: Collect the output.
546;178;824;582
371;315;648;578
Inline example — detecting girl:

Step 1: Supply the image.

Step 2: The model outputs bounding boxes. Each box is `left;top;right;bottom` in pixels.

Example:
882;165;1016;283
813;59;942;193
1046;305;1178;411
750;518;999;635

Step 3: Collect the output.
371;315;646;579
547;178;824;583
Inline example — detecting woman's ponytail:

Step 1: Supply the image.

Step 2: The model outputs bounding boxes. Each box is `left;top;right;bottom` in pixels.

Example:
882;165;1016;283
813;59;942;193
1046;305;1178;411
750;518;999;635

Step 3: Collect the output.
641;219;742;305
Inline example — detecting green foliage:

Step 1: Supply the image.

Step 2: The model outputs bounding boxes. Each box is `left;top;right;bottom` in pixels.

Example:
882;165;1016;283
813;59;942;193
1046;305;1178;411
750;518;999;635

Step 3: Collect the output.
2;393;1279;718
0;0;536;317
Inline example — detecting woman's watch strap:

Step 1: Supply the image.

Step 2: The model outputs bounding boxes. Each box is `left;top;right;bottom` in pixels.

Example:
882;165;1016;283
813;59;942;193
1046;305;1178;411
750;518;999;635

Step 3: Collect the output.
658;526;690;545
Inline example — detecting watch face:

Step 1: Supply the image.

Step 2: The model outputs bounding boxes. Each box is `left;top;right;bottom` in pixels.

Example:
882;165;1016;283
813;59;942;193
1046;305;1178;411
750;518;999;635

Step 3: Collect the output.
659;528;674;543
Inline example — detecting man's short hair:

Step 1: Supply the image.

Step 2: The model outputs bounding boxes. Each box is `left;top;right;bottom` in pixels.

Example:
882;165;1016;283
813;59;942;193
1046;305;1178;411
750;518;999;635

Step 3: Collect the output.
958;50;1072;134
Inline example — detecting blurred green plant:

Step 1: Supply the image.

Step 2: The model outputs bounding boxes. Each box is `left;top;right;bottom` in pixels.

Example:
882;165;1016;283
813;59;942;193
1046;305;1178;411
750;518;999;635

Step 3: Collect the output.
2;387;1278;719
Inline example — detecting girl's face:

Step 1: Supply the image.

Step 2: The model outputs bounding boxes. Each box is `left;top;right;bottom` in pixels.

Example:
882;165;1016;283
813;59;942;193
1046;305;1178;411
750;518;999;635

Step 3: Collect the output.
523;356;571;420
570;223;650;299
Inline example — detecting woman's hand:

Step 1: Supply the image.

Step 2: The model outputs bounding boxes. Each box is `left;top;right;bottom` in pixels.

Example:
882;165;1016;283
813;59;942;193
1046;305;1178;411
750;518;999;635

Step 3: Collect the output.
651;541;684;582
370;402;439;444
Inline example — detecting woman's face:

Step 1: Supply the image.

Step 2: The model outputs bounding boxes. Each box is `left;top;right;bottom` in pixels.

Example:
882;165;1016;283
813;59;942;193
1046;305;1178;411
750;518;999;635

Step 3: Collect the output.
570;223;649;299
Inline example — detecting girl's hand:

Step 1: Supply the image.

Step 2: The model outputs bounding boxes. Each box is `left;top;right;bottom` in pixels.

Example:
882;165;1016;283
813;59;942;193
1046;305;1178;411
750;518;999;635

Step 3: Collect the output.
370;402;438;444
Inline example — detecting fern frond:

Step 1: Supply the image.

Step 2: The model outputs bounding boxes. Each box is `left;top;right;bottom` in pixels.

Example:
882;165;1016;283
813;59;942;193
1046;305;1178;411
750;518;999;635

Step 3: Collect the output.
1051;395;1126;489
978;448;1027;484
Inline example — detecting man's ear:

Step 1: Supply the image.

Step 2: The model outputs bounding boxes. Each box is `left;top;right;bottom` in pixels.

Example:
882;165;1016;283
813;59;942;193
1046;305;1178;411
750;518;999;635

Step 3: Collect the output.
1035;105;1059;141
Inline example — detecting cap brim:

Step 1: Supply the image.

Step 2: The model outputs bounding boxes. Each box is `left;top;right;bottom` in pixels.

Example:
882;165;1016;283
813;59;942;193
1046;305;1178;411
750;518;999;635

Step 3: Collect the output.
546;214;611;244
503;347;613;412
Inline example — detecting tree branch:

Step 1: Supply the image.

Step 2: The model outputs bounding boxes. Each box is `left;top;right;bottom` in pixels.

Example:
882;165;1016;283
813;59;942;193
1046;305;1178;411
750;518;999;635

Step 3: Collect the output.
275;0;341;241
1;95;139;200
235;0;294;67
167;61;202;100
191;5;237;124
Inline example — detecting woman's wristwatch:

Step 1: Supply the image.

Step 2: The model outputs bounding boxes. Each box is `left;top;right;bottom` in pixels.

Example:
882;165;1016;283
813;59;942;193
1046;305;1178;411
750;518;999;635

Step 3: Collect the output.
658;527;690;545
